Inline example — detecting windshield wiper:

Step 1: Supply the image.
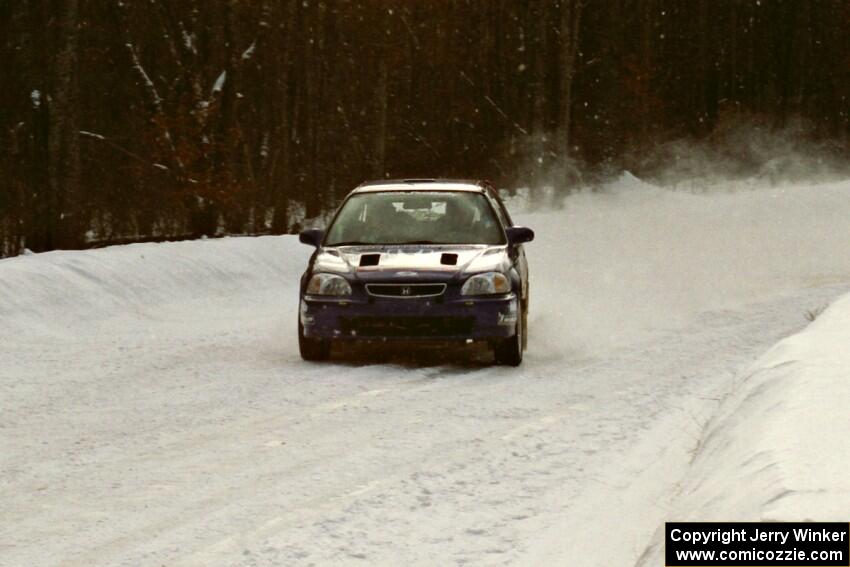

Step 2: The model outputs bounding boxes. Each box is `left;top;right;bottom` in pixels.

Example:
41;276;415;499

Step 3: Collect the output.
329;240;371;246
397;240;439;245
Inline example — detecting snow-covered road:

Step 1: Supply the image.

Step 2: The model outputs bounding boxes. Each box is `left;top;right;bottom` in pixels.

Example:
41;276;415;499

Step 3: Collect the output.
3;177;850;566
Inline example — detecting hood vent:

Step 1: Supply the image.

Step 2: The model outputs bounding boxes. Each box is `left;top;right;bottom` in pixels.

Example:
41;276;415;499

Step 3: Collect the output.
440;253;458;266
359;253;381;267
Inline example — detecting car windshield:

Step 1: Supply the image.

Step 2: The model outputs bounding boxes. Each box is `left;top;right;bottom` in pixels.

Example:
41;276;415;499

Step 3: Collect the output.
324;191;506;246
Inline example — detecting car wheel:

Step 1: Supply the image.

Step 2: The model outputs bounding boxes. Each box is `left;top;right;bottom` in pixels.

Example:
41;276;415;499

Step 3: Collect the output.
493;305;523;366
299;320;331;361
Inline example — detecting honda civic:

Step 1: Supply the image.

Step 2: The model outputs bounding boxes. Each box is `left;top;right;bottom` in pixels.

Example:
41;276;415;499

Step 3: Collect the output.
297;179;533;365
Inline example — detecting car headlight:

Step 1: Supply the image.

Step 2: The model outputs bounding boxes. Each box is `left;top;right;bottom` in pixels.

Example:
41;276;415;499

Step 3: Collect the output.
461;272;511;296
306;273;352;296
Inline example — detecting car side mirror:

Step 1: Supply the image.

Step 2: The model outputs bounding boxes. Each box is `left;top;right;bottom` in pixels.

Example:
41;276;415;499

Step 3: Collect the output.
506;226;534;246
299;228;325;248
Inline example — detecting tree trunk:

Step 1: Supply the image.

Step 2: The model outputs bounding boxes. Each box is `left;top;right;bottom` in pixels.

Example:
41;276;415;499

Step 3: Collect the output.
47;0;81;250
558;0;583;169
374;56;389;178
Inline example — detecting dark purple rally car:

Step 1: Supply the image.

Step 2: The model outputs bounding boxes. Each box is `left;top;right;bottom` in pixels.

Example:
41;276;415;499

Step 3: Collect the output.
297;179;534;365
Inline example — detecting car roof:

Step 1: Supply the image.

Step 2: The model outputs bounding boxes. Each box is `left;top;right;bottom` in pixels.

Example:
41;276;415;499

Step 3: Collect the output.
351;179;489;194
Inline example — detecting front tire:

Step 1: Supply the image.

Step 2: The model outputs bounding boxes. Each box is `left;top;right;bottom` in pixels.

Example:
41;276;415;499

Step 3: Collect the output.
299;321;331;361
493;304;524;366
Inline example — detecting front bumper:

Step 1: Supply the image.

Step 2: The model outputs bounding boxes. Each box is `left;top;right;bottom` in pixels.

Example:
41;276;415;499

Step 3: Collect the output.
301;294;518;341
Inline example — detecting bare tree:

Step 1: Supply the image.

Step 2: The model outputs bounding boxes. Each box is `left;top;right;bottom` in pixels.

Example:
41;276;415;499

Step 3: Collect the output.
47;0;81;249
557;0;583;167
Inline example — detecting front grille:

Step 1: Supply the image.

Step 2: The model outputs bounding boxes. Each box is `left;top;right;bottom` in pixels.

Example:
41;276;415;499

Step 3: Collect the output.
340;316;474;338
365;283;447;298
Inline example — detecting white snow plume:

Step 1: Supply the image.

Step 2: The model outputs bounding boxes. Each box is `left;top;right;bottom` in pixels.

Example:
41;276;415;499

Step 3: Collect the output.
519;175;850;354
630;115;850;189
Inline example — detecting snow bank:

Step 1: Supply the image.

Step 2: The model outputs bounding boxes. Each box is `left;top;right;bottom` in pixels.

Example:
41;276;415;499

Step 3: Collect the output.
681;292;850;520
638;290;850;564
0;236;308;340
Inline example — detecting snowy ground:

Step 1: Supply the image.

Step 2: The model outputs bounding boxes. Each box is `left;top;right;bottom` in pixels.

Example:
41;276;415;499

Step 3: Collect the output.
2;176;850;566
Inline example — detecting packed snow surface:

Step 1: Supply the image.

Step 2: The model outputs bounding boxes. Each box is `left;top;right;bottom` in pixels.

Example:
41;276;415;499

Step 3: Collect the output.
2;176;850;566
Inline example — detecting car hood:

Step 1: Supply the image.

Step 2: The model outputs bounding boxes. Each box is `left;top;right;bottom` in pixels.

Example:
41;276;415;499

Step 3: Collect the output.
312;244;510;282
